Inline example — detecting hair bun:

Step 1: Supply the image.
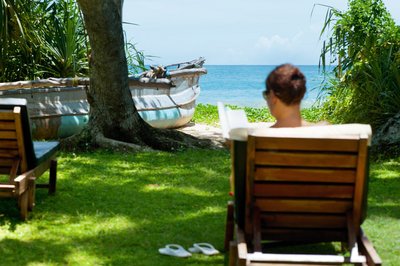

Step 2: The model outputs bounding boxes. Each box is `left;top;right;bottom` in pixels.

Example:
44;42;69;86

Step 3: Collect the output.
291;72;303;81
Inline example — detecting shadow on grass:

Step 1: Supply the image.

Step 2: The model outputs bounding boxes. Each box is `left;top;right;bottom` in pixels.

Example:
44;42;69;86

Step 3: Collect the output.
0;213;226;265
0;199;24;231
1;151;398;265
0;150;230;266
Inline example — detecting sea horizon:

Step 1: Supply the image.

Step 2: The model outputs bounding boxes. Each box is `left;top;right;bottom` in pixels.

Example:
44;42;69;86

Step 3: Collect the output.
198;65;333;108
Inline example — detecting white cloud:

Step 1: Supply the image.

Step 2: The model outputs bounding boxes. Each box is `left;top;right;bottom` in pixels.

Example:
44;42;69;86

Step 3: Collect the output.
255;35;291;50
255;32;304;52
293;31;304;42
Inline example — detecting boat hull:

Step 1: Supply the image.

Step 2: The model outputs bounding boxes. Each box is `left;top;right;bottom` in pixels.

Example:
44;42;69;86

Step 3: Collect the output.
0;67;205;139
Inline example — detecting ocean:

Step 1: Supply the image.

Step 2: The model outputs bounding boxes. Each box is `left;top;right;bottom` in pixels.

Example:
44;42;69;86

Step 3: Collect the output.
198;65;330;108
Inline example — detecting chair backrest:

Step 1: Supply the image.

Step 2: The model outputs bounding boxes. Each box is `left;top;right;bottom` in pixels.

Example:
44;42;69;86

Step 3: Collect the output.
0;98;36;175
244;134;369;243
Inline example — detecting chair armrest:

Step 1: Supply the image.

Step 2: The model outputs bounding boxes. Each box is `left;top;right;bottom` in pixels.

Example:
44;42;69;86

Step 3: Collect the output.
14;169;35;195
236;227;248;260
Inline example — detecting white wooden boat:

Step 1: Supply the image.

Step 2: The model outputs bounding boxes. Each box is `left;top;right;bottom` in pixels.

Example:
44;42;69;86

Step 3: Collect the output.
0;58;207;139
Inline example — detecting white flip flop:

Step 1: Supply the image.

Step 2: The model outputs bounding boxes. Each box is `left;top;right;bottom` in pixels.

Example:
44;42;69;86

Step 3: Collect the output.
188;243;219;255
158;244;192;258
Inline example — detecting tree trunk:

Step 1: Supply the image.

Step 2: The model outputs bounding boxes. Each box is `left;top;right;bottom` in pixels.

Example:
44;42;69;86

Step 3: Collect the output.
74;0;214;151
78;0;142;142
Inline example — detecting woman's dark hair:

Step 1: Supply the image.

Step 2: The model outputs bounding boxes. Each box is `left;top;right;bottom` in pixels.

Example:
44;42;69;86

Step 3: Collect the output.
265;64;306;105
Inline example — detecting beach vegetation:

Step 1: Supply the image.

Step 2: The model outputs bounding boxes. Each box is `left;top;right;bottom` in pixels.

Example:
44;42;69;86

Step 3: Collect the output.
317;0;400;130
125;40;147;75
0;0;89;81
193;103;324;126
0;150;398;265
192;104;220;126
36;0;89;78
0;0;147;81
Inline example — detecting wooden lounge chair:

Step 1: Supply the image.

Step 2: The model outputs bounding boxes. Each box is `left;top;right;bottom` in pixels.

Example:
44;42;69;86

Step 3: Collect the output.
225;128;382;266
0;98;59;220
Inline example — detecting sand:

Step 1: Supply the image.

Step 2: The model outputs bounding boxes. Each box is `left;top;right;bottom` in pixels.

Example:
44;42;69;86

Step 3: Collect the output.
177;122;226;147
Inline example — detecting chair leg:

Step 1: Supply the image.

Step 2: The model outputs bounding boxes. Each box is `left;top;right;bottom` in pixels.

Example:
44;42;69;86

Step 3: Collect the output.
225;201;235;252
358;229;382;266
229;240;237;266
28;176;36;211
19;190;29;220
49;159;57;195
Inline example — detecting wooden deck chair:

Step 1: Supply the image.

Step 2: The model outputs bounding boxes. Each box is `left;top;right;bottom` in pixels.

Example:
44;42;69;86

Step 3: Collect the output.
225;128;382;266
0;98;59;220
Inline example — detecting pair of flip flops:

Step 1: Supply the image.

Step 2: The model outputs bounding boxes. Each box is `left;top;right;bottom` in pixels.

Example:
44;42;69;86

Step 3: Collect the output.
159;243;219;258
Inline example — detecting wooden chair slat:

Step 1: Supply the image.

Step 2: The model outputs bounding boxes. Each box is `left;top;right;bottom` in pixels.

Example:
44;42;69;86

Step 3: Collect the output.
255;199;353;213
261;228;347;242
255;137;360;152
254;183;354;199
0;121;16;130
0;140;18;149
0;112;16;120
0;158;16;167
0;130;17;139
255;168;356;183
261;213;347;229
255;151;358;168
0;149;20;158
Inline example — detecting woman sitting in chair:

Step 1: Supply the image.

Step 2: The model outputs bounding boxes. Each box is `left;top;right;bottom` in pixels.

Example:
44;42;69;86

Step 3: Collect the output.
263;64;312;128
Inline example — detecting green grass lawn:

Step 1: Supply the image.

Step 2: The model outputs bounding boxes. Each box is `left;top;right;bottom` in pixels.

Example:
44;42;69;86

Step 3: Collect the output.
0;150;399;265
0;105;399;265
0;150;231;265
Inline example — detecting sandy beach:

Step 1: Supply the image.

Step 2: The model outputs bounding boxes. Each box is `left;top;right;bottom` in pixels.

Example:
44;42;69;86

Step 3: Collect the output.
177;122;275;148
177;122;226;147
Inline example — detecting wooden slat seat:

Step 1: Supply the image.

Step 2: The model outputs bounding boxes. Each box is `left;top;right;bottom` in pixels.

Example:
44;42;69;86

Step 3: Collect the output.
225;130;382;266
0;98;59;220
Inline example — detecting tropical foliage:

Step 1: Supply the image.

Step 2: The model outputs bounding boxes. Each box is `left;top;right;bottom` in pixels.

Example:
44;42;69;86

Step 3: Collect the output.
1;0;40;81
318;0;400;129
36;0;89;78
0;0;146;82
125;39;147;75
0;0;89;81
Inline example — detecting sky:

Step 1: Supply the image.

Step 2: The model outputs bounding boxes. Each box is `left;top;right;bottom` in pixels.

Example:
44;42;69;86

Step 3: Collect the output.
122;0;400;65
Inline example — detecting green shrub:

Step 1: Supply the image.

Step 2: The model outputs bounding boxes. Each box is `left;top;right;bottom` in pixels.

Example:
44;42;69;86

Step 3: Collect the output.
317;0;400;129
0;0;89;80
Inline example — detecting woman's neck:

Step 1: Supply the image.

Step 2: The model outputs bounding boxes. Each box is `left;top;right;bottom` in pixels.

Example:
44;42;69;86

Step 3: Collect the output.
272;104;303;128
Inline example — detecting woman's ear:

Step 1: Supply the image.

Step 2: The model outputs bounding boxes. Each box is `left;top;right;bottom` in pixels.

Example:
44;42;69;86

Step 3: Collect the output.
269;90;278;104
